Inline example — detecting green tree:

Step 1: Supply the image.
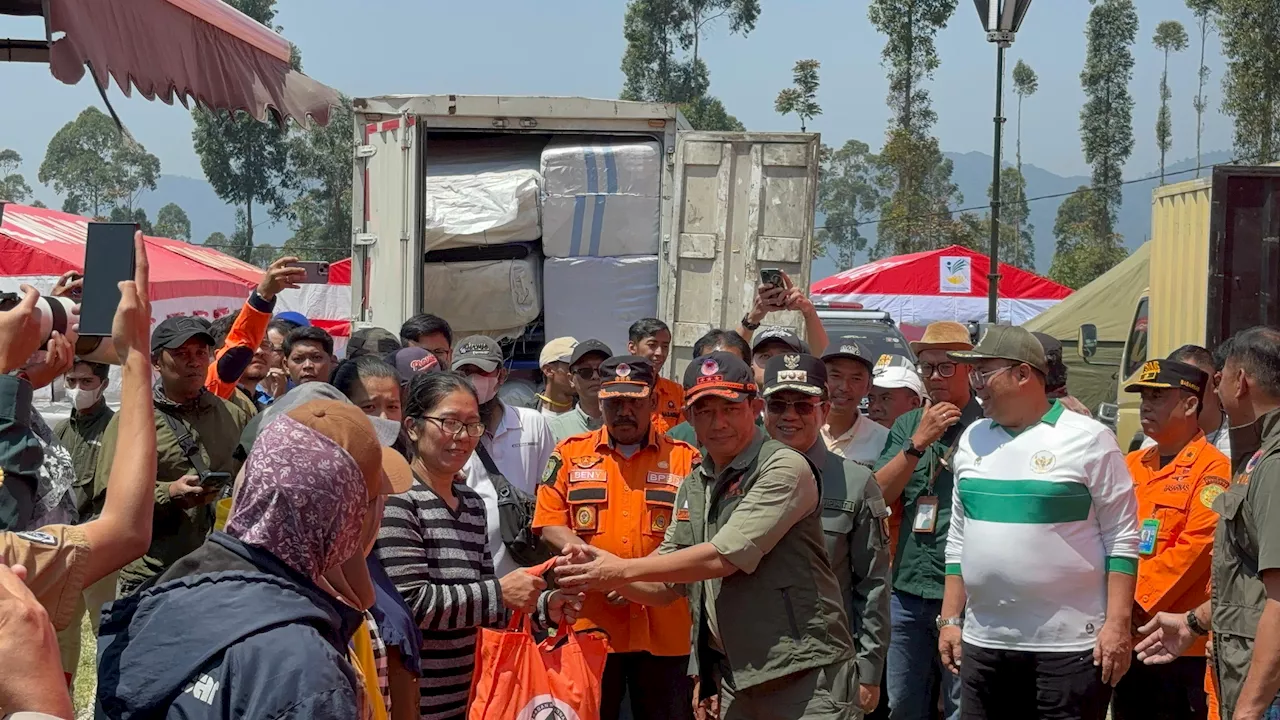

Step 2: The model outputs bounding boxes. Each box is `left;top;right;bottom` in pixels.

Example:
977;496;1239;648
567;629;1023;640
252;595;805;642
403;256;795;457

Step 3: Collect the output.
678;96;745;131
991;166;1036;269
191;0;292;258
1011;60;1038;261
1217;0;1280;164
38;107;160;217
1153;20;1189;184
775;59;821;132
1048;187;1128;288
108;206;154;235
203;231;229;248
1079;0;1138;248
250;244;283;268
0;149;32;203
815;140;883;267
1012;60;1038;172
618;0;757;129
867;0;962;255
282;97;354;263
1186;0;1219;176
154;203;192;241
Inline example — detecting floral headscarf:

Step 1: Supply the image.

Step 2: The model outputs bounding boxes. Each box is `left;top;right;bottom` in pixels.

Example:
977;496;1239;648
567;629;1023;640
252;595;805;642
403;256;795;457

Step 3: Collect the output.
225;414;367;582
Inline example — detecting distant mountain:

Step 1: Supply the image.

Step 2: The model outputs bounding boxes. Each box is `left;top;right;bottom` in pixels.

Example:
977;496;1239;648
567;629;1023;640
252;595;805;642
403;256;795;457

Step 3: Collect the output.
811;149;1234;281
135;175;290;246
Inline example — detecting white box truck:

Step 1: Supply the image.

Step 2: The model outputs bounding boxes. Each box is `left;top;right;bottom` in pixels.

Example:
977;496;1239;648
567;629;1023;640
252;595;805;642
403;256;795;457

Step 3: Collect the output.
349;95;820;378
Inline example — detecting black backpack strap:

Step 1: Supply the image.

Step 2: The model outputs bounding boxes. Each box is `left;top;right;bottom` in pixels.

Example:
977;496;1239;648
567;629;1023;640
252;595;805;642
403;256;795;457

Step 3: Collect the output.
157;408;211;478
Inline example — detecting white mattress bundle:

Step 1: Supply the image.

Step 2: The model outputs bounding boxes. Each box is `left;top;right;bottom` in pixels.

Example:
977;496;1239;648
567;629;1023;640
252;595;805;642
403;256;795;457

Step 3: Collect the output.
540;138;662;258
422;247;543;342
424;136;546;250
542;256;659;354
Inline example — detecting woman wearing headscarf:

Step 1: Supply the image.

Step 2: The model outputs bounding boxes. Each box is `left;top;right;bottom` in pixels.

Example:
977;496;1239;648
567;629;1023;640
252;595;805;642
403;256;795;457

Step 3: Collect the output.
95;399;413;720
377;372;582;720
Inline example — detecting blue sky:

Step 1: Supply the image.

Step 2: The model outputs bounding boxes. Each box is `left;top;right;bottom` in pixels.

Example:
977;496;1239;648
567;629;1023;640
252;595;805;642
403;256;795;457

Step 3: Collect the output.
0;0;1234;187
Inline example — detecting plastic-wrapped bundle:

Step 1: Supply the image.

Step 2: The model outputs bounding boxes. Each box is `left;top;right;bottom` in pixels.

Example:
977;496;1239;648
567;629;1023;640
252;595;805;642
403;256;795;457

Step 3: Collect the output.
424;136;547;250
540;138;661;258
542;255;658;354
422;244;543;342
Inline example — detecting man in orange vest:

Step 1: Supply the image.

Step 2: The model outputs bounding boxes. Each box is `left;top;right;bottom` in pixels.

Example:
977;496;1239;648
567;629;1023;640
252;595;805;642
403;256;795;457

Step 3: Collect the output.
534;355;700;720
628;318;685;434
1114;359;1229;720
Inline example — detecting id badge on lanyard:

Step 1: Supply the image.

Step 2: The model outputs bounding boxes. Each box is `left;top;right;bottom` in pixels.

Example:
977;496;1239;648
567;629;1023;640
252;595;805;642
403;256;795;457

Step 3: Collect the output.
913;443;955;534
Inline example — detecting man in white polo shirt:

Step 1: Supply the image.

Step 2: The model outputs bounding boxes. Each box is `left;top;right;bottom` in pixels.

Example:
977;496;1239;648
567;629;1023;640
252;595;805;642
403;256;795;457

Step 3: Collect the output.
821;336;889;466
937;325;1140;720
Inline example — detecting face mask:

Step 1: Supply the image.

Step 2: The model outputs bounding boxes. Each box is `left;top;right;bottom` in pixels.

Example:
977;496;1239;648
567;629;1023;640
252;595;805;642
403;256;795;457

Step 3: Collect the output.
471;374;500;404
67;386;102;411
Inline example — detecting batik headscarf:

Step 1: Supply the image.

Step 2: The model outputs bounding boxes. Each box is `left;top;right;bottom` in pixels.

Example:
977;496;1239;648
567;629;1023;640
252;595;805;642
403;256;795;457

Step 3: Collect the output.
225;414;367;582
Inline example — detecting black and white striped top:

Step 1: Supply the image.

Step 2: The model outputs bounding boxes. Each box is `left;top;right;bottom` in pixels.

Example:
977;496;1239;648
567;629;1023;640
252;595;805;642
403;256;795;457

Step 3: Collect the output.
375;478;506;720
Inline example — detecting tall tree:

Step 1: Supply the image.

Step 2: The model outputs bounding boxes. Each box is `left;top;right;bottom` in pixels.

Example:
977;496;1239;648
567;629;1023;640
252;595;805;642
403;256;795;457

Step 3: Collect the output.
815;140;883;268
1012;60;1038;173
619;0;758;130
154;203;192;241
1011;60;1038;263
38;107;160;218
866;0;962;255
0;149;32;203
283;97;354;263
1078;0;1138;252
992;166;1036;269
108;206;154;235
203;231;229;248
1153;20;1189;184
1217;0;1280;164
1048;186;1128;288
774;59;822;132
1186;0;1218;175
191;0;292;256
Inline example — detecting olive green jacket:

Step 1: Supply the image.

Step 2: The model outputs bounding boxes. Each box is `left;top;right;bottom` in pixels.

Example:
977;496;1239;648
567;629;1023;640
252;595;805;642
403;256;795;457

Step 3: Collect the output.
663;430;854;694
53;400;114;520
811;441;891;685
96;384;249;592
1211;409;1280;719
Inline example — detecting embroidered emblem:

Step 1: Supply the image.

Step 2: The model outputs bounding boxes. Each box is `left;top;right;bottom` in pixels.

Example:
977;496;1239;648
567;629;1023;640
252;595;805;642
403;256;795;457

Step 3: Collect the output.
573;505;598;531
1030;450;1056;474
1139;360;1161;382
615;363;632;379
1200;484;1225;509
784;354;801;370
542;453;562;486
701;359;719;376
1246;451;1262;474
572;455;602;469
658;461;669;469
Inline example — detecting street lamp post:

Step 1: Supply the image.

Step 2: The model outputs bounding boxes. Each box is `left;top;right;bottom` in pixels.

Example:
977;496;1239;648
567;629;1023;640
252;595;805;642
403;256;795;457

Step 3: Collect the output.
973;0;1033;323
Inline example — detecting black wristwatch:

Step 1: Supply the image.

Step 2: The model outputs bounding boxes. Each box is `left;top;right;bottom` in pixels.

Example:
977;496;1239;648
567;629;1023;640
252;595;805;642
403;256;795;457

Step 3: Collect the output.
1187;609;1209;637
741;314;761;331
903;438;925;459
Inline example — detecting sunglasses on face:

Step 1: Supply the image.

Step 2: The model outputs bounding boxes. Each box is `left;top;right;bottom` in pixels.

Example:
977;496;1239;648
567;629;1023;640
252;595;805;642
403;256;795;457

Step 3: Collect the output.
573;367;604;380
918;362;958;379
765;399;822;416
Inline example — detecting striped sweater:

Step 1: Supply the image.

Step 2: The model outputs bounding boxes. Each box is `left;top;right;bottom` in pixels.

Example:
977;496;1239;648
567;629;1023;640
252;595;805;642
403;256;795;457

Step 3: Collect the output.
375;478;508;720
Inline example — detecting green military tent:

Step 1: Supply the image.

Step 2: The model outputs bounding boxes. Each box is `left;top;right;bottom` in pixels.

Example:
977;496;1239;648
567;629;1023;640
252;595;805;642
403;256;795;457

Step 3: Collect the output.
1024;242;1151;413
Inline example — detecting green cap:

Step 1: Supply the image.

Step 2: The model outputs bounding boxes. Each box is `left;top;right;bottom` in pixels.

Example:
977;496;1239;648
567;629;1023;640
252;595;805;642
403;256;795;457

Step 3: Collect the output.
946;325;1048;375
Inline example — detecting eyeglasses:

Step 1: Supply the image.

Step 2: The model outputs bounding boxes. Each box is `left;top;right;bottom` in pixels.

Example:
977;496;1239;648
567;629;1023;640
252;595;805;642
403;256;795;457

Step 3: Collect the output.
918;362;958;379
421;416;486;438
573;367;604;380
765;399;823;416
969;365;1014;390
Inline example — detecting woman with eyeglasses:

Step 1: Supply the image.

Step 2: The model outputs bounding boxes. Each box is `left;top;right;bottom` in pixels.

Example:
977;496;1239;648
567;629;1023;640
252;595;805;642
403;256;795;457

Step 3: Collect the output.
375;372;581;720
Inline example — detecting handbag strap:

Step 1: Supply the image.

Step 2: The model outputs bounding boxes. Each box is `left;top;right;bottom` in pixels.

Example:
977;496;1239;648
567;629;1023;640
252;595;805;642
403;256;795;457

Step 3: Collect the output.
157;407;211;477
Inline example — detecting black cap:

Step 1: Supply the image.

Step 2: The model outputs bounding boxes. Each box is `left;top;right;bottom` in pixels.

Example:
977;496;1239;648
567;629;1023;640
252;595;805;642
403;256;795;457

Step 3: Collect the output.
570;339;613;367
599;355;656;399
151;316;215;355
821;336;875;372
348;327;401;359
1032;332;1068;393
751;326;806;353
452;335;503;373
1124;359;1207;398
763;353;828;397
389;346;440;383
682;351;758;405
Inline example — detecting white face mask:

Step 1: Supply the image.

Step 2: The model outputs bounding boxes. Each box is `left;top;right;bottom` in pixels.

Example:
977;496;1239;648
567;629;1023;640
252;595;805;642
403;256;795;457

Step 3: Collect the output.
471;374;500;404
67;385;102;411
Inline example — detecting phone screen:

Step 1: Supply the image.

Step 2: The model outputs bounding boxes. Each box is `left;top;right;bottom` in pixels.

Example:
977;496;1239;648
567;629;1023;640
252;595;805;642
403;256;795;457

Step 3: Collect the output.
80;223;137;337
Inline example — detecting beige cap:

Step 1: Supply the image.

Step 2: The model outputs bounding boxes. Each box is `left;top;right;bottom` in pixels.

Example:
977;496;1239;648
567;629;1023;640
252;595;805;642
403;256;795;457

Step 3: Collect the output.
540;337;578;367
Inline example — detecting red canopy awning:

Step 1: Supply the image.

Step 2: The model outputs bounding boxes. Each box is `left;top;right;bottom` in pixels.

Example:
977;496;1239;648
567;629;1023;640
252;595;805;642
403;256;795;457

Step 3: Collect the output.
3;0;339;126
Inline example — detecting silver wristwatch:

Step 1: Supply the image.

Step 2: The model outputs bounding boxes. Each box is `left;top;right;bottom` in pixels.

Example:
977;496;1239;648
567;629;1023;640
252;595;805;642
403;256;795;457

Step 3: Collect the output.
936;615;963;631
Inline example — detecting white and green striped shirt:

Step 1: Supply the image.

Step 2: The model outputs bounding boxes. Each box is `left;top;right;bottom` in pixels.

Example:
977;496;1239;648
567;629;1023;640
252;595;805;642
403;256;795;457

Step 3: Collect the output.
945;401;1140;652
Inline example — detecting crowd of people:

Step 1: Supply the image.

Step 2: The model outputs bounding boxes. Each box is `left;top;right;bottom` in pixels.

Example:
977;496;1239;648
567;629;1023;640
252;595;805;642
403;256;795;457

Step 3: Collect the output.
0;239;1278;720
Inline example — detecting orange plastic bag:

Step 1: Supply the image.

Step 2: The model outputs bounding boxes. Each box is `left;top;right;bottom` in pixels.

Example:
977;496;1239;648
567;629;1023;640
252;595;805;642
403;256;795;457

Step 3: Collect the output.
468;559;609;720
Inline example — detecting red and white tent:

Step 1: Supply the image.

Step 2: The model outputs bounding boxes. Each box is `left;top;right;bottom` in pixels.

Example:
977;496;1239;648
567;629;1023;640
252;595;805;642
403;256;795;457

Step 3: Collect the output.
811;245;1072;326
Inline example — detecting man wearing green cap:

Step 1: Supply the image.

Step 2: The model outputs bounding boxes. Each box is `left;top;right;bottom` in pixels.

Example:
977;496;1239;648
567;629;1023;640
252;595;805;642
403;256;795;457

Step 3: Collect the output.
938;325;1140;720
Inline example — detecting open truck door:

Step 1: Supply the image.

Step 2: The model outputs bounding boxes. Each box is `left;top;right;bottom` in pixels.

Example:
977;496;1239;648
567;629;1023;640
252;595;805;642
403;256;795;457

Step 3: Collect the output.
662;132;821;379
1207;165;1280;347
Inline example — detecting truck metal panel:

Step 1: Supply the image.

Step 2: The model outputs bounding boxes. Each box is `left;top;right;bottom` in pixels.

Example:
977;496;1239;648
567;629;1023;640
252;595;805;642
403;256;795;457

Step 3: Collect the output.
1148;176;1213;359
663;132;821;378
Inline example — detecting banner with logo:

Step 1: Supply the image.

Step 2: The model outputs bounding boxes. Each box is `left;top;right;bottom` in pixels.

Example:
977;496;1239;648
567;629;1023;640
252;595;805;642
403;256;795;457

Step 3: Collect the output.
939;256;971;293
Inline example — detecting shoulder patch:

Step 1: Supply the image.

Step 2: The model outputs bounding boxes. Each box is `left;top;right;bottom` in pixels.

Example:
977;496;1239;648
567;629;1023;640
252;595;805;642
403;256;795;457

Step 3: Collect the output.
15;530;57;547
868;495;890;518
542;453;563;486
1200;483;1226;509
1204;475;1230;490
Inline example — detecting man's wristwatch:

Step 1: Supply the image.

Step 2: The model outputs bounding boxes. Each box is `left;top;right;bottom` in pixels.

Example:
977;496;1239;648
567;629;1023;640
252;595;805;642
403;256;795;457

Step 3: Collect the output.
740;314;761;331
936;616;963;631
1187;609;1209;636
903;438;925;458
